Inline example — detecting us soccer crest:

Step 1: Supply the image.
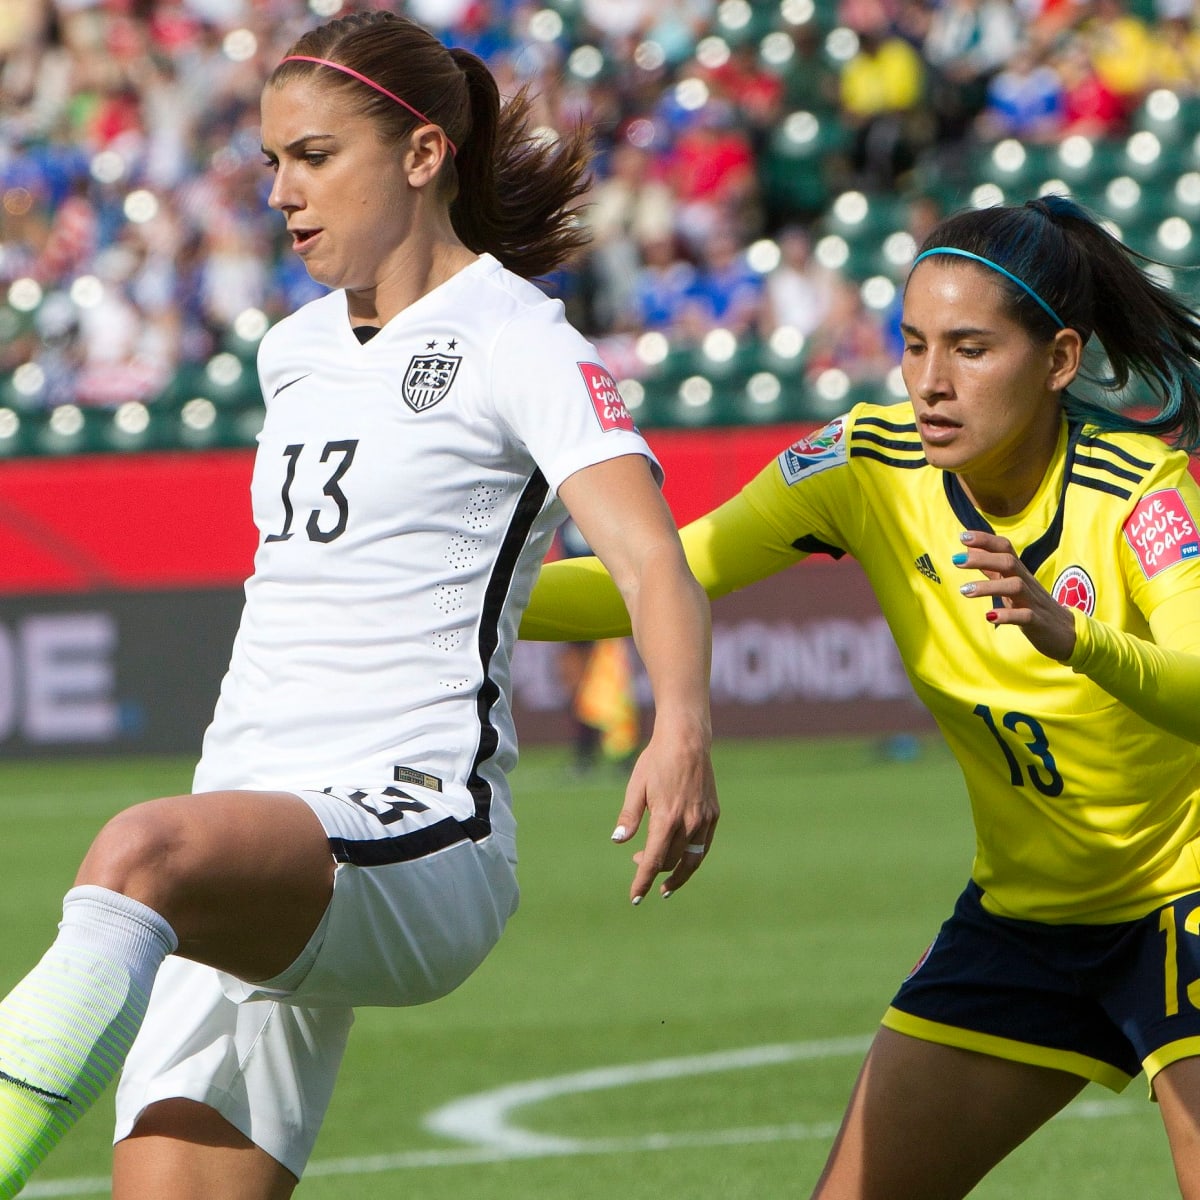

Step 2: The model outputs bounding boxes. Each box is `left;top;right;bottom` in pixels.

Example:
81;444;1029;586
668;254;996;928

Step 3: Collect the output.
403;351;461;412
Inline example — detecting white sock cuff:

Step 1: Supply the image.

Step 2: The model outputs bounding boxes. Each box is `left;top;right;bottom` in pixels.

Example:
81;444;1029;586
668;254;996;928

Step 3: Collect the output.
60;885;179;959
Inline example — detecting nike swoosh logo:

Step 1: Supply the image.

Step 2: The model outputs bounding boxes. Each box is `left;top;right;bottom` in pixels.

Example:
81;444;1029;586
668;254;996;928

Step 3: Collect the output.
272;373;311;398
0;1067;71;1105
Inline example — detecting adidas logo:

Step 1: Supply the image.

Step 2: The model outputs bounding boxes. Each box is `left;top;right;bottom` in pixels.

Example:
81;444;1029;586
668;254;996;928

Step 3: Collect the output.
915;553;941;584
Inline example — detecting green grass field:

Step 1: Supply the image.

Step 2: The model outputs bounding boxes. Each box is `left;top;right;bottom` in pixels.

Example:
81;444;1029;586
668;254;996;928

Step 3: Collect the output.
0;737;1179;1198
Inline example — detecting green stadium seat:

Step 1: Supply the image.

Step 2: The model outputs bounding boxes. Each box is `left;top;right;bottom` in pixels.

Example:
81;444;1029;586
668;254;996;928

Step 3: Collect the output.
1087;174;1176;227
970;139;1057;194
760;109;853;221
655;373;732;428
1132;90;1200;147
0;406;29;457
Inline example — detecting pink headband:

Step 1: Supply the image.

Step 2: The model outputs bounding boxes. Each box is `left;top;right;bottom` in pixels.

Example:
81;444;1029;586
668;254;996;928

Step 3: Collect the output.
280;55;458;156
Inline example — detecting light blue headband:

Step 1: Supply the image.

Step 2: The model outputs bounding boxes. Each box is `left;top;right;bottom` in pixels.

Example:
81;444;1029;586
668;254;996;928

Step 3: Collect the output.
912;247;1065;330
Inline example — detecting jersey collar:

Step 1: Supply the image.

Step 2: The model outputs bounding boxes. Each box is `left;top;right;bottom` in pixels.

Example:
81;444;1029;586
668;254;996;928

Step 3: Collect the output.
942;420;1083;577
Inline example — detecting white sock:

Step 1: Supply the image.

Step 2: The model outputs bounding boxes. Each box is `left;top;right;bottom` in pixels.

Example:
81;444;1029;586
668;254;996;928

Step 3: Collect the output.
0;885;177;1197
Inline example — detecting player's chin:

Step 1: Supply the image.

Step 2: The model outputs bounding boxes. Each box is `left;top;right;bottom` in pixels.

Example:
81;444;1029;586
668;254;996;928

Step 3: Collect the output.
918;444;957;472
300;260;339;288
918;437;974;473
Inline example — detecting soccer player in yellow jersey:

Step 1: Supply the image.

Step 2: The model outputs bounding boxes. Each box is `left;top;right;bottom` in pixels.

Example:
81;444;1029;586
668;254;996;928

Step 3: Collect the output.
522;195;1200;1198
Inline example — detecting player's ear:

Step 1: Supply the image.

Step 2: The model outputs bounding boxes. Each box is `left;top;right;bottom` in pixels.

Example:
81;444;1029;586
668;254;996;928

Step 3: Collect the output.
405;125;450;187
1048;327;1083;392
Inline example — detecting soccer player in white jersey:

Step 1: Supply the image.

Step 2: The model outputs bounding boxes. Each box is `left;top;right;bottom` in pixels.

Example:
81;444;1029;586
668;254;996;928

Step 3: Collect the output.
0;13;718;1198
525;196;1200;1197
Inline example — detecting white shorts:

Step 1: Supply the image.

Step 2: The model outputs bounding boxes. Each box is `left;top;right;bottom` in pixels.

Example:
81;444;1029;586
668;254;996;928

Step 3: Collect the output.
114;785;520;1178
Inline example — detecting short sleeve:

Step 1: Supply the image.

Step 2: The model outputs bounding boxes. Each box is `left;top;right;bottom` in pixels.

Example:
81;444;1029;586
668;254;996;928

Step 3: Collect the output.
490;304;661;493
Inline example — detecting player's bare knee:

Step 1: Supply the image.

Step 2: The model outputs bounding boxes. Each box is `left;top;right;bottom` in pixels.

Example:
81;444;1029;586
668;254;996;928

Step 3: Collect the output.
76;799;194;910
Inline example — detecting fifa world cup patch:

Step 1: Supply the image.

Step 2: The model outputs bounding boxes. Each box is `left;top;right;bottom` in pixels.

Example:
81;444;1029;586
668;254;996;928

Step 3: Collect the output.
1123;488;1200;579
1051;565;1096;615
579;363;635;432
777;418;847;485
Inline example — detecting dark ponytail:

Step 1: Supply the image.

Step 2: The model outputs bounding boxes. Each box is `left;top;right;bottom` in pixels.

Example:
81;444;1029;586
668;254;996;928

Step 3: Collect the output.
270;12;592;280
446;48;592;280
914;195;1200;451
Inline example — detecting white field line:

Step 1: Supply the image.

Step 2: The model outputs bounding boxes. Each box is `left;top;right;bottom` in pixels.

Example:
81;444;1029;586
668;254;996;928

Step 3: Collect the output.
423;1036;874;1152
22;1036;1144;1197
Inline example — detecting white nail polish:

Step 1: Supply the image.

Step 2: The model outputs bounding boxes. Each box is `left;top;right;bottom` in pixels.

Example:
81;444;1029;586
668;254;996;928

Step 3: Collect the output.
611;825;627;842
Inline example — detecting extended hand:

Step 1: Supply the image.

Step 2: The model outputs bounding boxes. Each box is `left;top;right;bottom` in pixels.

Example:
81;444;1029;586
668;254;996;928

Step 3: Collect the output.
953;530;1077;661
610;724;719;904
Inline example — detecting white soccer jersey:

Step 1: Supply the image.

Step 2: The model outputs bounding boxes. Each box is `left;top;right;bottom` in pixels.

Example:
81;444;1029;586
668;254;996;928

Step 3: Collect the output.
192;254;656;853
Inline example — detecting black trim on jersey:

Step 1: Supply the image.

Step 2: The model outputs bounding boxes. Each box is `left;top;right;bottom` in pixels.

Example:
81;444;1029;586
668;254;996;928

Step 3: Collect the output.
943;421;1086;577
1066;472;1134;500
792;534;846;559
844;414;925;468
1072;452;1142;486
468;469;551;818
1067;433;1153;501
855;415;920;435
326;470;548;869
850;429;928;456
1076;434;1153;471
328;815;490;867
850;447;928;469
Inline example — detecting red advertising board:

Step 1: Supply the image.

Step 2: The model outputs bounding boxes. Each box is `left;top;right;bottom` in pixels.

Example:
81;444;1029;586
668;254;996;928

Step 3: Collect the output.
0;426;813;595
0;424;926;755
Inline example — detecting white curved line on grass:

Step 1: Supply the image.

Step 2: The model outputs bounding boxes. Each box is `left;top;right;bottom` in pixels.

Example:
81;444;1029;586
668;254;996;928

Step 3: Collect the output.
22;1035;1145;1196
422;1035;873;1152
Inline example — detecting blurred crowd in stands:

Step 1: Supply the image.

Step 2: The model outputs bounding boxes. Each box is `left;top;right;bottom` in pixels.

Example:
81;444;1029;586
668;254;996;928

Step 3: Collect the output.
2;0;1200;420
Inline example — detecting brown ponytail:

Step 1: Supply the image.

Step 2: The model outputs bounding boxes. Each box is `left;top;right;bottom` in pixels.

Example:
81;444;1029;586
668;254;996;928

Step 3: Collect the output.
271;12;592;280
447;48;592;280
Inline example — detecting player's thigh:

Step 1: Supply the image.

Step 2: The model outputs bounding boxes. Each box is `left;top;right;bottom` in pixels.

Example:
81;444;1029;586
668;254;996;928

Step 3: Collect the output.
812;1027;1087;1200
114;1099;298;1200
77;789;335;980
1153;1056;1200;1199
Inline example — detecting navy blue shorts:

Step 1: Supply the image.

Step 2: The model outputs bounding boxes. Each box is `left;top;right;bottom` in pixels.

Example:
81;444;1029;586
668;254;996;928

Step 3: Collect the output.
884;881;1200;1091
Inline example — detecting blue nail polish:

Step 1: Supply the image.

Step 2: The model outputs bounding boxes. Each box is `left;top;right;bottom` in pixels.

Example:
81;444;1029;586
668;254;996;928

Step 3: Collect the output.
952;552;968;565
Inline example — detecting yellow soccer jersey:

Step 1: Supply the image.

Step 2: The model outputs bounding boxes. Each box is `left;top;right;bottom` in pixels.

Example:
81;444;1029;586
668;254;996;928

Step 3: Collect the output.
741;402;1200;923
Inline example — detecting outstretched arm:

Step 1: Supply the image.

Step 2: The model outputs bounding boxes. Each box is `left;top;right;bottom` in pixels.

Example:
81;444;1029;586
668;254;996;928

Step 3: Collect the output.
521;484;807;640
557;454;719;904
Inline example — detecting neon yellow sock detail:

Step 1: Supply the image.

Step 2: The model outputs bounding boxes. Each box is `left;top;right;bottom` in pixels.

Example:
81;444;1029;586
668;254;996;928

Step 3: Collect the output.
0;945;150;1196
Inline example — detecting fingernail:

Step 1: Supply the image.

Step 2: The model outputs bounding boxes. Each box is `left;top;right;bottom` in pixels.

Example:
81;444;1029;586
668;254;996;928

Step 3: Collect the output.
960;582;976;595
631;894;642;906
662;889;674;900
986;610;998;623
961;531;974;543
952;552;968;566
611;825;627;842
